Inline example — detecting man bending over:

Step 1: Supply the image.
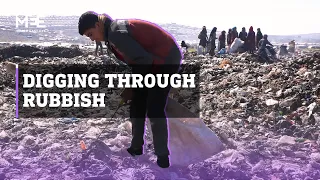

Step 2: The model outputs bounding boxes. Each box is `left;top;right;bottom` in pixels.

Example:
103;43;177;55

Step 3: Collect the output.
78;11;182;168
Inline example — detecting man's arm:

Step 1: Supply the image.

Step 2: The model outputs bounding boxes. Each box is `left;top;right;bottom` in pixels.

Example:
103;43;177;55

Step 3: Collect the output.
267;40;273;46
108;30;154;65
258;39;263;48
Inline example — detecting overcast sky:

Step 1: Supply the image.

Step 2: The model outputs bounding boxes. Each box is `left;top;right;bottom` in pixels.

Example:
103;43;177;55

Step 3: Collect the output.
1;0;319;35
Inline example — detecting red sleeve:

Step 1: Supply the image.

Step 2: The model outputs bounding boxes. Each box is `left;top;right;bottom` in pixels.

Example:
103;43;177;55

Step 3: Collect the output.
127;20;175;59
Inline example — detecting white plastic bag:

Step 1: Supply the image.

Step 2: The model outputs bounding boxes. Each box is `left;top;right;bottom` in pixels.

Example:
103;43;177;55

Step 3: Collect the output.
197;45;203;55
230;38;244;53
146;98;224;166
197;45;207;55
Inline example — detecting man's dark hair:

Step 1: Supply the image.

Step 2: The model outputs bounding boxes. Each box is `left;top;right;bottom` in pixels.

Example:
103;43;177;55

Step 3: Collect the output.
78;11;99;35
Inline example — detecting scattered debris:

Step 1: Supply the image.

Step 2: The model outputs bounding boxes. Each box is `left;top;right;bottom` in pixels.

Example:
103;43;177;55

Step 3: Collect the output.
0;44;319;179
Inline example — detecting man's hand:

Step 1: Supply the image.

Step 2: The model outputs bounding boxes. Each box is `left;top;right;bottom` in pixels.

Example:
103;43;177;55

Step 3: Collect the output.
120;88;133;103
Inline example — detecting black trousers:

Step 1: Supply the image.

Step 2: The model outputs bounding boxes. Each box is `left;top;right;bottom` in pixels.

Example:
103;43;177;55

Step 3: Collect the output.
129;63;180;156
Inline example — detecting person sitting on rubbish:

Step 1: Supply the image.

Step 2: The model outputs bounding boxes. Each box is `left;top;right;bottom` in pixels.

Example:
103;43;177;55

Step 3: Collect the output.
279;44;289;56
288;40;295;53
78;11;182;168
95;40;103;56
181;40;189;52
258;34;274;60
258;34;273;49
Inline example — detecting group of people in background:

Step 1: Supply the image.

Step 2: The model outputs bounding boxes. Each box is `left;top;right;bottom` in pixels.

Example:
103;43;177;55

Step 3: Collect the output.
195;26;273;56
94;25;275;60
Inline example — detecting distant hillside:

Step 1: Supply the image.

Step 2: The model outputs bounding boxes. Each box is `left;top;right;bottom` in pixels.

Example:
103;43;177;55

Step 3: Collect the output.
0;15;319;44
267;34;320;44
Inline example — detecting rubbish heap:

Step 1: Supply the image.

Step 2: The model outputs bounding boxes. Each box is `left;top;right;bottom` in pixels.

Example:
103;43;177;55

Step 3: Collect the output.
0;44;319;180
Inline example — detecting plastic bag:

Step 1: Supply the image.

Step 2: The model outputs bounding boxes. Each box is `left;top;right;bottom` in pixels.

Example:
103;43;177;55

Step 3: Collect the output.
218;48;226;55
197;45;207;55
146;98;224;166
230;38;244;53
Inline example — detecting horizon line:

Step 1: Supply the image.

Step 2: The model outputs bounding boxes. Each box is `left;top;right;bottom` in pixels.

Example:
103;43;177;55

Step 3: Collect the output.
0;14;319;36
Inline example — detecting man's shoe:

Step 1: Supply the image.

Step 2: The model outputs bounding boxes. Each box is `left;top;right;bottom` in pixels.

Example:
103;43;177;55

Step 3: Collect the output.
157;155;170;168
127;147;143;156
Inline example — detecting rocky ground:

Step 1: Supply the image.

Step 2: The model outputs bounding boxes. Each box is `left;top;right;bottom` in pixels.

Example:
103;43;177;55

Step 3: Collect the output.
0;44;320;180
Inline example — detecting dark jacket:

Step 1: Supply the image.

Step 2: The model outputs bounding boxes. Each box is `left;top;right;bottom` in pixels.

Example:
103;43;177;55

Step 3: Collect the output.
209;29;217;49
104;19;182;66
239;29;247;42
181;41;188;50
231;28;238;44
256;29;263;48
218;32;226;50
227;29;232;45
198;29;208;48
246;26;255;50
258;39;272;50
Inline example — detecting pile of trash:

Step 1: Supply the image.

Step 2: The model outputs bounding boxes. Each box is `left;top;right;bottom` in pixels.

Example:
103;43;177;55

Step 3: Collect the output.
0;44;320;179
0;44;83;59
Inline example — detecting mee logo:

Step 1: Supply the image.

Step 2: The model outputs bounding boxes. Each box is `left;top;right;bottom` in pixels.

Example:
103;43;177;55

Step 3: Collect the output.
15;15;46;32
